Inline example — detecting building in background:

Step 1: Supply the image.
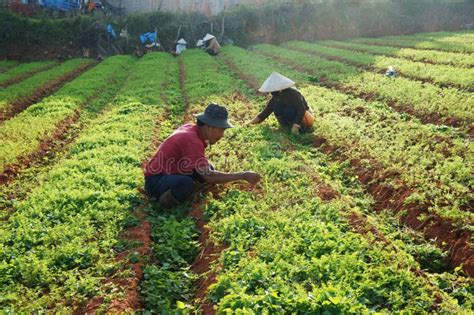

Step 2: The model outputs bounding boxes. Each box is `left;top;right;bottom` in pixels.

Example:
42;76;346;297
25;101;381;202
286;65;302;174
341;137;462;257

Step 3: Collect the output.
4;0;273;15
106;0;266;16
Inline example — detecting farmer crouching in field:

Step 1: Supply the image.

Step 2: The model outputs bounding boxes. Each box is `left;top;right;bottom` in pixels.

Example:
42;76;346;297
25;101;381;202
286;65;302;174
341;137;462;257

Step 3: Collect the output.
248;72;314;134
203;33;221;56
144;103;262;208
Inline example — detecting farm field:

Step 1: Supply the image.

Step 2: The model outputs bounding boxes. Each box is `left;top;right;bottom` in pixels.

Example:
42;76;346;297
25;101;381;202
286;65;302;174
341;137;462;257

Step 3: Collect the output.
0;31;472;313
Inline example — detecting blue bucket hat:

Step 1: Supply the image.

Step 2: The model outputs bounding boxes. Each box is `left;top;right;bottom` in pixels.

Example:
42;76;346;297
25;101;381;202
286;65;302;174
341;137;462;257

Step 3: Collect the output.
196;103;233;129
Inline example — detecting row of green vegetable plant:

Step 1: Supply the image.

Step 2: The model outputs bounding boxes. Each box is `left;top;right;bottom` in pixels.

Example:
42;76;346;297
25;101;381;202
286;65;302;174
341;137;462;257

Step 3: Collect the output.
0;58;93;113
252;44;474;129
87;52;187;313
141;208;199;312
175;49;474;312
281;41;474;89
206;128;472;313
0;56;134;174
0;60;19;72
352;35;474;53
221;46;473;230
1;56;135;214
139;53;199;312
140;48;256;313
0;61;57;87
319;40;474;68
367;31;474;45
0;52;177;312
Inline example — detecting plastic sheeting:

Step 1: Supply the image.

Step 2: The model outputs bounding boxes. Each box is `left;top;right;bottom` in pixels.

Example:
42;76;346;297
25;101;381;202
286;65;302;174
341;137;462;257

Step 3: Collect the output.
140;32;158;44
107;24;117;38
41;0;80;11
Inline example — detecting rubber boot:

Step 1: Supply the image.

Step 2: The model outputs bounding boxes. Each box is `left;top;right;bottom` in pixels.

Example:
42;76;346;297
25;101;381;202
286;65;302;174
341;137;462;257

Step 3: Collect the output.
158;189;179;208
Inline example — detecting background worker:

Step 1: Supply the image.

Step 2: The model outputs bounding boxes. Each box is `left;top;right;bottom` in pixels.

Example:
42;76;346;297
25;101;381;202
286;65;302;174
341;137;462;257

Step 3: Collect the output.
175;38;187;55
196;39;205;49
144;103;262;208
248;72;314;133
202;33;221;55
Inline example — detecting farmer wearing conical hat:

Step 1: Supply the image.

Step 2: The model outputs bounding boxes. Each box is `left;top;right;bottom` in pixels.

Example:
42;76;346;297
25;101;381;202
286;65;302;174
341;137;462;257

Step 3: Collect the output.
144;103;261;208
196;39;205;49
175;38;187;55
248;72;314;134
203;33;221;55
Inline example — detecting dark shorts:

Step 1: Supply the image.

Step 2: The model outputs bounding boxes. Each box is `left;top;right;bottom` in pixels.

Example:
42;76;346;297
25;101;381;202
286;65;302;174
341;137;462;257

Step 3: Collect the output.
145;174;195;202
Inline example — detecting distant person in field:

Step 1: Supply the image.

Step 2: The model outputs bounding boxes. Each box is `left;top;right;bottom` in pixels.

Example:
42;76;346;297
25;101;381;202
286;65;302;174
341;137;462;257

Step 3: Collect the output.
172;38;187;56
203;33;221;56
248;72;314;134
133;46;144;58
196;39;205;50
144;103;262;208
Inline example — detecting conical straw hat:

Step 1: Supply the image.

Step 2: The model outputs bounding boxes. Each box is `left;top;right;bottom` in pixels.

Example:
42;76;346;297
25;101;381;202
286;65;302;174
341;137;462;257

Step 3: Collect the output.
258;72;295;93
177;38;187;44
203;33;215;41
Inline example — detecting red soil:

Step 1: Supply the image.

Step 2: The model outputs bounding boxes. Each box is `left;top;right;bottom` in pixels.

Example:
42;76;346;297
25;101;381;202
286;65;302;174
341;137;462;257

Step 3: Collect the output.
313;136;474;276
0;62;95;123
0;109;81;186
80;209;152;314
189;200;227;315
262;49;473;132
220;56;261;91
0;77;115;187
347;212;389;245
0;63;58;88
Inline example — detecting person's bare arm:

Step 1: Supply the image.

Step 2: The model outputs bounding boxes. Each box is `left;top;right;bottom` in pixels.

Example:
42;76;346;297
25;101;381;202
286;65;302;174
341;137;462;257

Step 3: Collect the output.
248;116;261;125
196;165;261;185
247;98;274;125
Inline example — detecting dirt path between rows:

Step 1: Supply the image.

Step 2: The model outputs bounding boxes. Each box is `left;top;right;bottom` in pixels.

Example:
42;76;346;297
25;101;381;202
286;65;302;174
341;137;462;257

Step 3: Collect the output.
189;191;226;315
285;46;471;91
76;206;152;314
0;62;58;88
78;112;165;314
0;61;96;123
321;43;474;68
258;50;473;133
221;55;473;277
0;80;113;187
81;61;191;313
314;137;474;276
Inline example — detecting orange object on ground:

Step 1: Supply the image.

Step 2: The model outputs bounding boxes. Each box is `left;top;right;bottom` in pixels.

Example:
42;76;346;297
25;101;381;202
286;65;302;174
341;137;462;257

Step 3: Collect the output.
302;110;314;128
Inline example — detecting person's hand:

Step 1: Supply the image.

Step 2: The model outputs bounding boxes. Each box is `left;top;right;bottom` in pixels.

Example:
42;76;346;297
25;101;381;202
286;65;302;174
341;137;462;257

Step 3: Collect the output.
291;123;301;134
246;117;260;126
243;171;262;185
